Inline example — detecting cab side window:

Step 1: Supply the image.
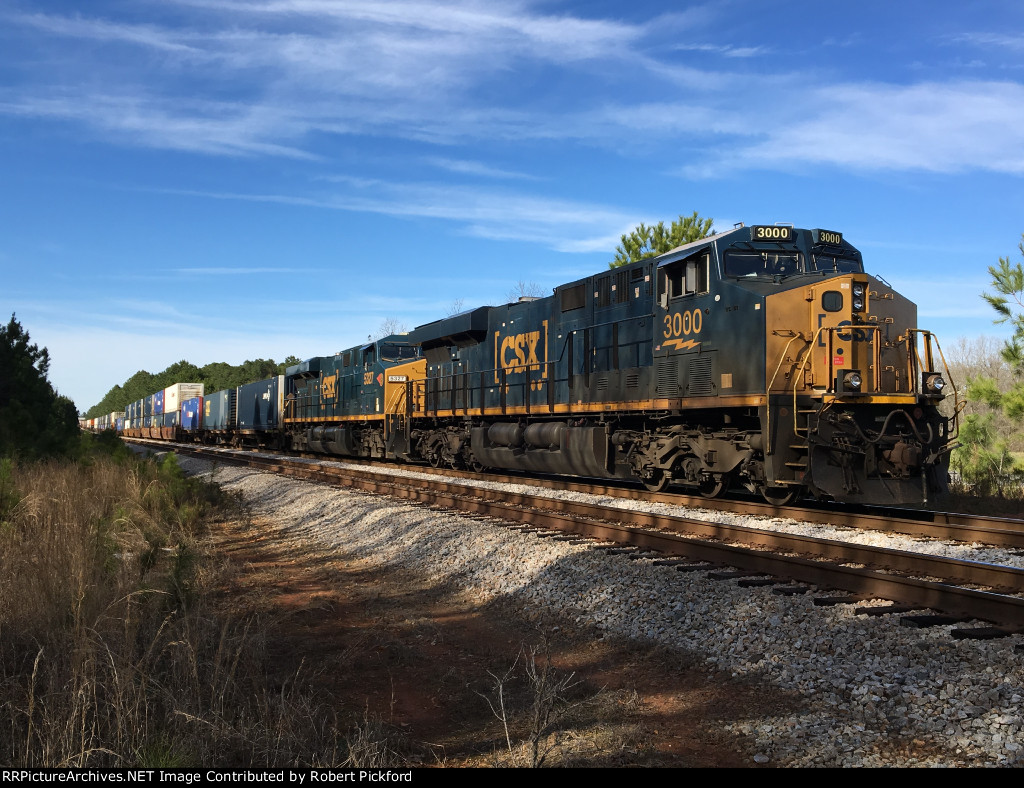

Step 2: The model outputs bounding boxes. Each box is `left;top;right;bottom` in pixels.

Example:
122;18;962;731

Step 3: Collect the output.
660;252;709;301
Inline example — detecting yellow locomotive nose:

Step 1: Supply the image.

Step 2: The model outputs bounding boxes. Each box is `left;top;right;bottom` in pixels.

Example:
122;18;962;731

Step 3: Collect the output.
762;270;956;504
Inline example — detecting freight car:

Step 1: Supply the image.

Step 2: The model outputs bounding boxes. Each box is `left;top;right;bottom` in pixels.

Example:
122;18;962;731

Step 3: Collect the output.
119;223;960;507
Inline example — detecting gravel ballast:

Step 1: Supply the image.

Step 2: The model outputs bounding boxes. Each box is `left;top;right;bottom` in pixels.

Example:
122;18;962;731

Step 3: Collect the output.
180;455;1024;767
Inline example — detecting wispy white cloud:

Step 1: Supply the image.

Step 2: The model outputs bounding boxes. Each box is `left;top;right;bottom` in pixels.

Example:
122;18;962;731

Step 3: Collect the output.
671;42;771;58
950;32;1024;52
0;93;320;158
681;80;1024;177
15;12;200;53
147;180;637;252
169;0;647;62
0;1;726;155
3;2;1024;180
424;157;540;180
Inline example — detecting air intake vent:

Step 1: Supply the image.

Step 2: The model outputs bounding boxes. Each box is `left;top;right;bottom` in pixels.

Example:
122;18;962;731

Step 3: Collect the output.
686;357;714;395
656;358;679;397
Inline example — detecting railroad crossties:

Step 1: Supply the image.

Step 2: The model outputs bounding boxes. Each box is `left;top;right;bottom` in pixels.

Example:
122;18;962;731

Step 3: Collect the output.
175;450;1024;767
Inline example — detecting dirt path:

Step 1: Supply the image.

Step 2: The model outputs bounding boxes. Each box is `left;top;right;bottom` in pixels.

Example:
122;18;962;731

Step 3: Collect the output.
207;513;800;767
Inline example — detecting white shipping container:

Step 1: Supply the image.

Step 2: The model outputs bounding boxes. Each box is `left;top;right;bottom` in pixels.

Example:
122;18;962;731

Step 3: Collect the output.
164;382;205;414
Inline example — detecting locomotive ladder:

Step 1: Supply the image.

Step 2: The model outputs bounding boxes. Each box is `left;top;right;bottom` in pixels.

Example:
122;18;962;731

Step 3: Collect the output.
783;407;816;486
765;329;822;487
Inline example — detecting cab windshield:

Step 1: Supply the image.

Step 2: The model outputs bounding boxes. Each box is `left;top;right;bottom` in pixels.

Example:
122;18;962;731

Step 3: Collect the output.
724;250;804;278
379;343;419;361
810;254;864;274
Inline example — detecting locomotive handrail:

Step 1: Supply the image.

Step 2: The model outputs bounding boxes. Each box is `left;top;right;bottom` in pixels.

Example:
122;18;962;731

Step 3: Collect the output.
419;313;651;418
785;325;960;444
906;329;962;440
787;323;888;438
765;331;811;455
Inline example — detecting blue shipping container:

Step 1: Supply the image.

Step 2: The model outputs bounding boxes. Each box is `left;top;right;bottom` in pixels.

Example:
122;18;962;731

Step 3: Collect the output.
181;396;203;431
204;389;236;431
237;376;284;431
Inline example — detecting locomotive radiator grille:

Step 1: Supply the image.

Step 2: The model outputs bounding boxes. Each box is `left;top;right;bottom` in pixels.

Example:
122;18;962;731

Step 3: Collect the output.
655;358;679;397
686;357;714;396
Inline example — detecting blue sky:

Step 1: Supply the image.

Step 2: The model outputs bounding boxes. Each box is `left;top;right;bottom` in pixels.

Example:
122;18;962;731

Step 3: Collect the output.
2;0;1023;413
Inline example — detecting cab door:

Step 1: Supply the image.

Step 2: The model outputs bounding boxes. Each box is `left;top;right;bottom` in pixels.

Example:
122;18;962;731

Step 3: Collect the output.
653;249;718;399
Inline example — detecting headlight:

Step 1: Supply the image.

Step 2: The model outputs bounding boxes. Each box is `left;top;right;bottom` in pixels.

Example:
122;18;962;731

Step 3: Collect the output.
925;373;945;394
852;297;865;311
845;371;862;390
852;283;865;297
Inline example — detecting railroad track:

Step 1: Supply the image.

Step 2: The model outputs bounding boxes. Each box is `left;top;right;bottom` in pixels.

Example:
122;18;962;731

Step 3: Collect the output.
131;438;1024;634
361;461;1024;548
140;438;1024;547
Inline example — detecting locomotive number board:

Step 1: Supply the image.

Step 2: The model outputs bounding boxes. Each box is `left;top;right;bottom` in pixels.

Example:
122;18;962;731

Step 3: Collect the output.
812;228;843;245
750;225;794;241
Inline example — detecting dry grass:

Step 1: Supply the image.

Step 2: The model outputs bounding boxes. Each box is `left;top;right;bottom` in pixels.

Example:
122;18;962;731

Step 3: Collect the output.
0;450;360;768
943;483;1024;517
0;440;778;769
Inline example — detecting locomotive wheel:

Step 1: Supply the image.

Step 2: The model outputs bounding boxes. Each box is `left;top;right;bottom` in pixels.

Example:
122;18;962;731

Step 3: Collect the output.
643;471;670;493
427;450;443;468
761;485;798;506
698;474;728;499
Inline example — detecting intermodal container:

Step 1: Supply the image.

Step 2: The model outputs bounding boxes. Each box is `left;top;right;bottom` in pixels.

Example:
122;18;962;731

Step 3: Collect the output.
181;396;203;432
237;376;285;431
165;383;204;416
204;389;236;431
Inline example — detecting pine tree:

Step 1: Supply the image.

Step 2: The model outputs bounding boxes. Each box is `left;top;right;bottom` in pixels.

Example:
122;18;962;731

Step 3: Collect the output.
609;212;714;268
0;314;80;458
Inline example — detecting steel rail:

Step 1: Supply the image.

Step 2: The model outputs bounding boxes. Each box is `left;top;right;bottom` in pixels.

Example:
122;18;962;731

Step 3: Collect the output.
129;437;1024;546
268;456;1024;593
397;464;1024;547
160;442;1024;628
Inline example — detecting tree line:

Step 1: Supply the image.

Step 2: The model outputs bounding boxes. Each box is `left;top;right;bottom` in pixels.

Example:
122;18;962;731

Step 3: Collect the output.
83;356;302;419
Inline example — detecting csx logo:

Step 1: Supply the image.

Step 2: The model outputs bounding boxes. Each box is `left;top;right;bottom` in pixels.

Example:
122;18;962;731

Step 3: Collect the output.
321;373;337;399
494;321;548;386
501;331;542;372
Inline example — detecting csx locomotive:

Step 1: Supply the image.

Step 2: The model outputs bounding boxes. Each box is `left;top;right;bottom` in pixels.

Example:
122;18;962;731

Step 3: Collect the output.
120;223;959;506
